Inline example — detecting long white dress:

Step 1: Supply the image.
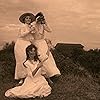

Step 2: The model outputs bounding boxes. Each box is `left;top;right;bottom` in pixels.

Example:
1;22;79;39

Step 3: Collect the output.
33;23;61;77
5;60;51;98
14;24;34;79
14;22;61;79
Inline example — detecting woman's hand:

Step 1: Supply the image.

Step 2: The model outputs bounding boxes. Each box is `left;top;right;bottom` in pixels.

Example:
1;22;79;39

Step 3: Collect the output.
28;25;35;33
36;14;46;24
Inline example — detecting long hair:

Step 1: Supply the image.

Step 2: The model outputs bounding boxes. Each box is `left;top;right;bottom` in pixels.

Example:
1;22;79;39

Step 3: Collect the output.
26;44;39;62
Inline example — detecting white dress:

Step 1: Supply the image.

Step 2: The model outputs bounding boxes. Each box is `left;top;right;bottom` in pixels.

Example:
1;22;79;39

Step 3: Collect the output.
14;24;34;79
5;60;51;98
33;23;61;77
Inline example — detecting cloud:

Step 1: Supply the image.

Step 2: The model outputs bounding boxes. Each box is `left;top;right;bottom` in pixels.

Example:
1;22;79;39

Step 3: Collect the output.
0;24;21;31
0;0;100;49
90;41;100;45
0;40;6;46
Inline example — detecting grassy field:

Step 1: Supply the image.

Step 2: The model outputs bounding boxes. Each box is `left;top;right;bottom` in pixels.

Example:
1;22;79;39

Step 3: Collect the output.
0;45;100;100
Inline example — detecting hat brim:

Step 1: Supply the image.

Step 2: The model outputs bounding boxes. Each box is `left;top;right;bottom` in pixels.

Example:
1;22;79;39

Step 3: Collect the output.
19;13;35;23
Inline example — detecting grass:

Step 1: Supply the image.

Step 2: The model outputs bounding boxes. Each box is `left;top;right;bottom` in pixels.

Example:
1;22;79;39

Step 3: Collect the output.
0;48;100;100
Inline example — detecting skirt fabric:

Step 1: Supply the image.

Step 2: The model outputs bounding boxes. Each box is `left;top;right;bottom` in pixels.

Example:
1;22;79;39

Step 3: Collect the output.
14;38;31;79
34;39;61;77
14;38;61;79
5;61;51;98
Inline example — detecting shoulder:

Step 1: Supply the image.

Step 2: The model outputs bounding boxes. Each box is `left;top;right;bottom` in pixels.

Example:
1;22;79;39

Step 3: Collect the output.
23;60;32;68
19;24;27;29
24;60;39;65
19;24;27;32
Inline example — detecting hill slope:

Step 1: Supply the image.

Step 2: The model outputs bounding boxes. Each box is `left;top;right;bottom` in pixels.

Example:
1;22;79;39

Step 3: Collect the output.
0;46;100;100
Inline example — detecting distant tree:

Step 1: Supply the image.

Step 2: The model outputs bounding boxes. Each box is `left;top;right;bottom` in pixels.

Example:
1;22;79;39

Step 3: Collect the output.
2;41;15;52
0;41;15;61
3;42;9;50
0;41;16;80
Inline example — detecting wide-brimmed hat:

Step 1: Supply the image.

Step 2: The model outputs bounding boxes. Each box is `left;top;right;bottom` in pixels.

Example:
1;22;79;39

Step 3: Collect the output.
19;13;35;23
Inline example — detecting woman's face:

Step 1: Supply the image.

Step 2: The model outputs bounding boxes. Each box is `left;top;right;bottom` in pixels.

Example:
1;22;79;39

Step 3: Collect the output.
28;48;36;59
24;16;32;24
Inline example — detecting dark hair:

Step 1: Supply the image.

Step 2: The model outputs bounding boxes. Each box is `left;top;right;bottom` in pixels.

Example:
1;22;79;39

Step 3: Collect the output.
35;12;45;24
26;44;39;61
35;12;44;19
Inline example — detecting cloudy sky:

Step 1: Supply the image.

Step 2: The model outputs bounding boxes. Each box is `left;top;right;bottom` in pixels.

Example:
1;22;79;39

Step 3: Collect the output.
0;0;100;49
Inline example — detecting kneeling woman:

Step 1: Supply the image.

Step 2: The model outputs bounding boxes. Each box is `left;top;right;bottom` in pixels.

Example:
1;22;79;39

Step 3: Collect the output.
5;44;51;98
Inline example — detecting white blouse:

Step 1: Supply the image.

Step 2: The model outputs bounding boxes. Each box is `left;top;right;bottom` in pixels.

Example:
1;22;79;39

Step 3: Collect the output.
18;22;52;41
18;24;35;42
24;60;40;78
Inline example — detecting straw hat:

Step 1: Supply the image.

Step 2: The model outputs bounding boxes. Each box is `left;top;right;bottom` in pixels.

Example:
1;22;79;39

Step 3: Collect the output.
19;13;35;23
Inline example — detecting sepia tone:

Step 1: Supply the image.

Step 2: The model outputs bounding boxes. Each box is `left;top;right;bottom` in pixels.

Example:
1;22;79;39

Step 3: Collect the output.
0;0;100;49
0;0;100;100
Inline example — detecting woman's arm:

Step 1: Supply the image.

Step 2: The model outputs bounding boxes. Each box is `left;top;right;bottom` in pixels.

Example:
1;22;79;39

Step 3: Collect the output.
23;60;42;77
38;54;49;64
32;63;42;76
43;21;52;32
18;26;33;38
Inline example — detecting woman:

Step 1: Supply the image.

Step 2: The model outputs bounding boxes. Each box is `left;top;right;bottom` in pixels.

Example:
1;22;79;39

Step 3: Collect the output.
5;44;51;98
33;12;61;80
14;13;36;83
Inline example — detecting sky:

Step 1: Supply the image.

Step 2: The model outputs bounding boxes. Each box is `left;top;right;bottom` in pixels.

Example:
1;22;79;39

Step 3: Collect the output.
0;0;100;50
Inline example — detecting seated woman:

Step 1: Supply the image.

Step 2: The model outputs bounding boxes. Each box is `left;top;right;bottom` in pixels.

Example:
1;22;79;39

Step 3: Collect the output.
5;44;51;98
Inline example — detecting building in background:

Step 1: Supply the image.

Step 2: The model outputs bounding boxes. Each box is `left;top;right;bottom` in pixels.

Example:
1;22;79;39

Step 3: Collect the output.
55;43;84;57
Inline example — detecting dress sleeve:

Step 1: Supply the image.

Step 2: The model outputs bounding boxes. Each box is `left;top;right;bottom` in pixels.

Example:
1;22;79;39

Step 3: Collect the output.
18;26;30;38
24;60;40;77
43;23;52;32
24;60;37;71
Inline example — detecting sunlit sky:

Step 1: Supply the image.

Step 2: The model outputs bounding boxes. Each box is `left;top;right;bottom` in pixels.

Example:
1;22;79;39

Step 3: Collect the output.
0;0;100;50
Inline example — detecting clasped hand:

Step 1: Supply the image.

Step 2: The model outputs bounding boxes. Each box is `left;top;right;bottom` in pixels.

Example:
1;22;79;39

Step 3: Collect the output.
29;25;36;33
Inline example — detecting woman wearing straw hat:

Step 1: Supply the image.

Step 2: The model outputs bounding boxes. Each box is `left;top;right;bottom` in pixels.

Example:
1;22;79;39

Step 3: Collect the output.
14;13;36;84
